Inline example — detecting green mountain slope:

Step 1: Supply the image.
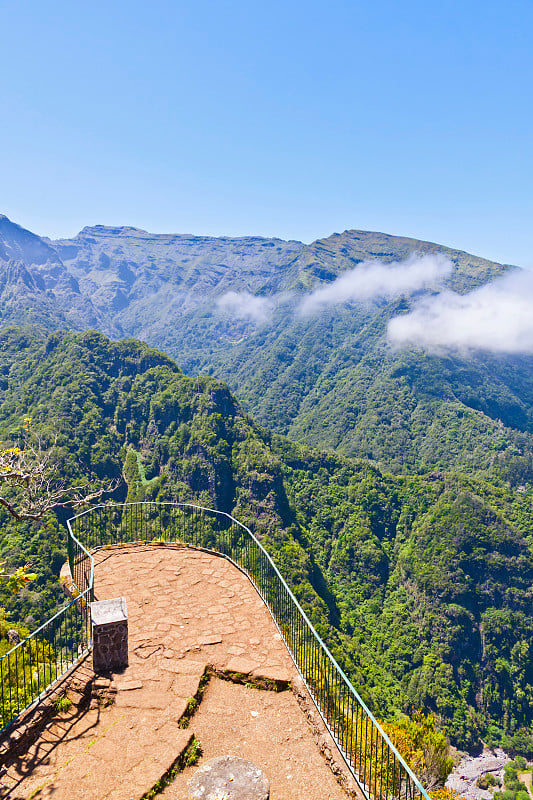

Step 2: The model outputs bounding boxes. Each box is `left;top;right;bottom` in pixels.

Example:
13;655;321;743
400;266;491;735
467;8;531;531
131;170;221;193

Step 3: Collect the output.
1;215;531;484
209;298;533;482
2;327;533;753
0;325;331;631
274;436;533;751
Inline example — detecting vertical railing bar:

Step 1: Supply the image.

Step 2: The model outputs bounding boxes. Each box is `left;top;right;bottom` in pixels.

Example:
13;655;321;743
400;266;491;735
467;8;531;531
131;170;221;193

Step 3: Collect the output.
22;640;28;711
390;744;396;800
385;738;391;799
371;728;378;797
7;650;11;722
35;636;41;702
1;659;5;729
363;714;368;793
10;650;18;710
379;733;385;800
355;703;362;774
369;721;374;798
349;695;355;772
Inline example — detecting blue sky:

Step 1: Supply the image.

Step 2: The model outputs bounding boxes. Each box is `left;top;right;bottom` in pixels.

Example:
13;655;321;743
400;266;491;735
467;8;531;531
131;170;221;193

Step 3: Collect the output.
1;0;532;266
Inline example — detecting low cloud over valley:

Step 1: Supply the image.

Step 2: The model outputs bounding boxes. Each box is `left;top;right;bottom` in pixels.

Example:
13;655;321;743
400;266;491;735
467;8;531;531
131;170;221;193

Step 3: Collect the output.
218;256;533;357
299;254;453;314
217;290;274;323
388;268;533;354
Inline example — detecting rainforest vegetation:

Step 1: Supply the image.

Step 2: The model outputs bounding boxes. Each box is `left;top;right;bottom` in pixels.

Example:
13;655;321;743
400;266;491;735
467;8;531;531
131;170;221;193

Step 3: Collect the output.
1;325;533;758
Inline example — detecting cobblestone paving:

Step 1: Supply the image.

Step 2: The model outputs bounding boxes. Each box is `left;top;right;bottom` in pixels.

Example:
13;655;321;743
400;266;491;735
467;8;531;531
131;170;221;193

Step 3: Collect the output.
1;545;354;800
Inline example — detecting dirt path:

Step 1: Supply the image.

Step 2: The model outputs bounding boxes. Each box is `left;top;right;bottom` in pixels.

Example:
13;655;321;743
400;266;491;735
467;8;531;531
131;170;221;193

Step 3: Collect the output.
519;772;532;799
1;545;357;800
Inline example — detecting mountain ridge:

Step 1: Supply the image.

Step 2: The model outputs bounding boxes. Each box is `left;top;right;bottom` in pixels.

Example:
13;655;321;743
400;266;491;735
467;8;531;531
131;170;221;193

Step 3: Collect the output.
1;214;532;485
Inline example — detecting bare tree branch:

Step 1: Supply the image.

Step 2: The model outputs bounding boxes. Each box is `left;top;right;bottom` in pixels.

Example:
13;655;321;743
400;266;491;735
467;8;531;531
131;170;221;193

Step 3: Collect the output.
0;417;121;522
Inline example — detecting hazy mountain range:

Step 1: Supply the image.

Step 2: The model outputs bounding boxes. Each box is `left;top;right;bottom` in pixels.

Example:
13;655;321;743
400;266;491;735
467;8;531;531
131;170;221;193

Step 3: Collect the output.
2;213;533;481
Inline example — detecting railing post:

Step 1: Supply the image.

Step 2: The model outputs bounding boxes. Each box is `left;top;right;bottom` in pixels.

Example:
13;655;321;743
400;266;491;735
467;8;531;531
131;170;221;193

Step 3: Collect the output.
67;524;74;577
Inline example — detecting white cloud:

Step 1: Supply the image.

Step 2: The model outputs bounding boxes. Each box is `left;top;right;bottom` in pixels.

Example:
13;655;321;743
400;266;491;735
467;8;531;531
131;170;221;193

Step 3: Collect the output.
299;254;453;315
217;290;274;323
387;268;533;354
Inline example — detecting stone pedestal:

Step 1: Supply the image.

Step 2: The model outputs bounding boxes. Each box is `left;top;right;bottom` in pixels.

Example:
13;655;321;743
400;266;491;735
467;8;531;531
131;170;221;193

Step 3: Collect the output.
91;596;128;672
187;755;269;799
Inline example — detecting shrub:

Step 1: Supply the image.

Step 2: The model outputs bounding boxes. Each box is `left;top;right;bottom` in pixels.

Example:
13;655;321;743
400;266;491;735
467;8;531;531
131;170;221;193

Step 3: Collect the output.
381;711;453;789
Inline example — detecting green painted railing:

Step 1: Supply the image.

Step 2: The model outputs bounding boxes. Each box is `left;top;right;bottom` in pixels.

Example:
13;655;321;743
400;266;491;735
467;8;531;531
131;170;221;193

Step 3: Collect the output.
0;594;91;732
1;502;430;799
0;520;93;733
65;502;430;800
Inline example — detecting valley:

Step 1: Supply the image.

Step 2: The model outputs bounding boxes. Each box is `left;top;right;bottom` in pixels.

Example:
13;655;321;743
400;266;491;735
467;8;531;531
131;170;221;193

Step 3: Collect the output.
0;326;532;758
1;215;533;762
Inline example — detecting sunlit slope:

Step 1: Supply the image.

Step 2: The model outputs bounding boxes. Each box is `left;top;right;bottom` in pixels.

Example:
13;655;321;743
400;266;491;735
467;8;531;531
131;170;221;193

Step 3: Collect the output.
1;216;532;482
2;327;533;752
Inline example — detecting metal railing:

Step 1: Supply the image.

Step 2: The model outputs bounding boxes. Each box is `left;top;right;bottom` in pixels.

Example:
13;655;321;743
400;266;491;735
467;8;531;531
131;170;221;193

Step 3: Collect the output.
0;518;94;733
63;502;430;800
0;591;91;733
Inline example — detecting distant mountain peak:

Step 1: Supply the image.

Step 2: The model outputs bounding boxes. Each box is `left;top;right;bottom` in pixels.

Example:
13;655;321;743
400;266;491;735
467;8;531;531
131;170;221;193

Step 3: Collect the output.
0;213;27;231
0;215;61;266
75;224;151;238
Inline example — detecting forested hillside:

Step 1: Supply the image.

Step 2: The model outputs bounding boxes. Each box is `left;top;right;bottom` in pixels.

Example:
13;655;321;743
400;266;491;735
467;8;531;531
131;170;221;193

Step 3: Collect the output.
1;327;533;755
2;215;533;484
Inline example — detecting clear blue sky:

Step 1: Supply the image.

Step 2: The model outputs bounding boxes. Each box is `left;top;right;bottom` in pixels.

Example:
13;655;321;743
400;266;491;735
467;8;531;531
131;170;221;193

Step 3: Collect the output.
1;0;532;266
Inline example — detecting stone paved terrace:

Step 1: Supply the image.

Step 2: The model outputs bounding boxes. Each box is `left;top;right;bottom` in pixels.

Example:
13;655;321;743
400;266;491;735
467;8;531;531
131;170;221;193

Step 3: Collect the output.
1;544;358;800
